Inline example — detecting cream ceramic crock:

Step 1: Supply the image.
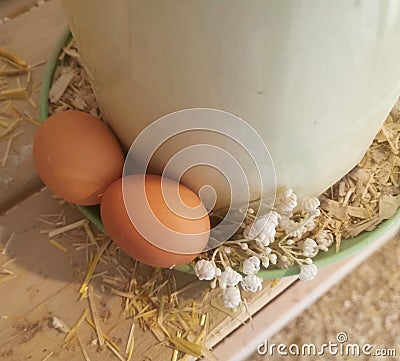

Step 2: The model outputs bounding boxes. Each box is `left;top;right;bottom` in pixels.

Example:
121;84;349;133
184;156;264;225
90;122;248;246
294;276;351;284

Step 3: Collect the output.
61;0;400;209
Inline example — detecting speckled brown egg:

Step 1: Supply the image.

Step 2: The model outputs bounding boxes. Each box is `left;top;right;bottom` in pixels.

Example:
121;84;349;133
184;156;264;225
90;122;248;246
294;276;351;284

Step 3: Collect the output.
100;174;210;267
33;110;124;205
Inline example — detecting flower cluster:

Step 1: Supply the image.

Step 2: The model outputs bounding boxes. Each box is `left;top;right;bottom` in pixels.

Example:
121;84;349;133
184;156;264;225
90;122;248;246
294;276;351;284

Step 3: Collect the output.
194;255;263;309
193;189;336;308
243;211;280;247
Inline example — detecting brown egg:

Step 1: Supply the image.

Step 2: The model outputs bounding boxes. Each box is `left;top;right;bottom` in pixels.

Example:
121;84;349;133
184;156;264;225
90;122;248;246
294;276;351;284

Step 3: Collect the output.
33;110;124;205
101;174;210;267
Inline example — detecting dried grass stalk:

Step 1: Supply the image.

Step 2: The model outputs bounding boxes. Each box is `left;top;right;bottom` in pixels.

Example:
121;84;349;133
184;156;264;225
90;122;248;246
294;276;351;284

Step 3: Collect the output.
64;309;88;344
0;48;29;69
88;286;105;348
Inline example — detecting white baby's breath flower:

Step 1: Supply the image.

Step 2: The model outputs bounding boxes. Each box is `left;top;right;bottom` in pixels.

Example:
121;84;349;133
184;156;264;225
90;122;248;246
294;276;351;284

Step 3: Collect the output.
279;215;292;229
241;275;263;292
302;238;318;258
219;267;242;289
303;238;317;248
285;220;308;238
255;231;267;244
316;230;334;252
195;260;215;281
260;255;270;269
243;224;257;240
268;253;277;265
223;287;242;308
260;230;275;246
244;212;280;246
282;219;295;233
268;211;281;226
292;227;308;238
305;217;316;231
243;223;276;247
276;189;297;215
242;256;261;275
255;229;275;247
302;196;320;212
304;257;313;265
299;263;318;281
310;208;321;217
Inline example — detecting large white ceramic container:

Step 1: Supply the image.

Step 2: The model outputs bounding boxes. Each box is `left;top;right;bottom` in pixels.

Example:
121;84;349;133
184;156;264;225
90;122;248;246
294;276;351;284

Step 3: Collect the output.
61;0;400;208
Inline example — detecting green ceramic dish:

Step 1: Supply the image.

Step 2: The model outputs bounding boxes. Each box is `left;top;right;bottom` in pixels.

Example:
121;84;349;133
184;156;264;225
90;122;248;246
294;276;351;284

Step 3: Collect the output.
40;28;400;279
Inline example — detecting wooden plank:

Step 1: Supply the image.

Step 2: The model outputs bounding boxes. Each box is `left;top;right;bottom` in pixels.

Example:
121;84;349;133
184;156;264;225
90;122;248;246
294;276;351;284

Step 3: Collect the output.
0;0;66;213
0;188;81;327
213;221;400;361
0;188;296;360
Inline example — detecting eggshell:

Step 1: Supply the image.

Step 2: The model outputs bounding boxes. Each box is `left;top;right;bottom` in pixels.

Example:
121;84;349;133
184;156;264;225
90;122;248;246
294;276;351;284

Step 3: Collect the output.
33;110;124;205
100;174;210;267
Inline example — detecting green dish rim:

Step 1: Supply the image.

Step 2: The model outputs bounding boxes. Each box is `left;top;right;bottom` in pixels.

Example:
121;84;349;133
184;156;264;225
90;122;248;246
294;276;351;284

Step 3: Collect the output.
40;28;400;280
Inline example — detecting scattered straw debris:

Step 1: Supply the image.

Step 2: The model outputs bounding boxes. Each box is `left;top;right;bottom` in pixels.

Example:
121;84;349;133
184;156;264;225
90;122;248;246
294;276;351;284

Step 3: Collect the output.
41;350;54;361
0;268;16;285
41;211;219;360
0;119;9;127
168;337;203;358
79;239;111;296
320;108;400;246
64;308;88;344
77;331;91;361
171;332;180;361
1;232;15;255
48;41;100;118
49;239;68;253
0;48;29;69
125;321;135;361
2;132;15;168
106;341;126;361
88;286;105;348
0;87;29;100
0;47;40;171
0;68;28;77
1;118;21;137
10;104;41;126
85;317;119;350
49;71;75;103
48;219;88;238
